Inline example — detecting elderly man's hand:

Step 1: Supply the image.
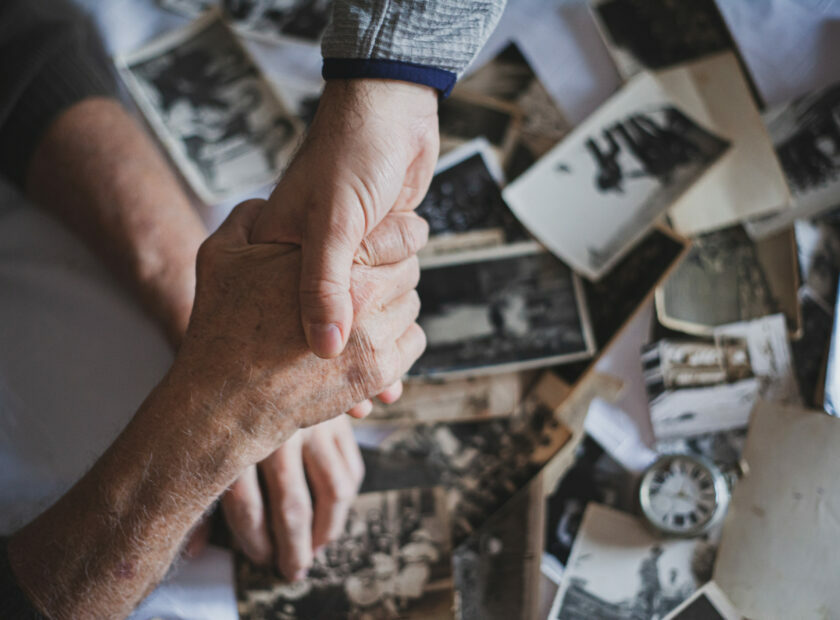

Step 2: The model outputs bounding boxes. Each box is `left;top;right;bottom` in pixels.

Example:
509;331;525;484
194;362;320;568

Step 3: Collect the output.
223;206;427;580
250;79;439;358
178;199;426;464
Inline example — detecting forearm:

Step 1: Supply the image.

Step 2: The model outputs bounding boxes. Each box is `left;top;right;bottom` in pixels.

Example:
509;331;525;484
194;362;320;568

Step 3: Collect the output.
6;366;252;619
25;98;207;345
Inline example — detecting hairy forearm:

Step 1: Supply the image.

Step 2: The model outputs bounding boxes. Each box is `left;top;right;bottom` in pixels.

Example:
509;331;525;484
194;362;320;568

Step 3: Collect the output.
7;367;254;619
25;98;207;345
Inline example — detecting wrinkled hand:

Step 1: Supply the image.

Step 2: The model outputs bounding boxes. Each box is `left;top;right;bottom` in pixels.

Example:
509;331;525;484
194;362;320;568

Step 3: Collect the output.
223;206;424;580
250;79;439;359
175;199;426;466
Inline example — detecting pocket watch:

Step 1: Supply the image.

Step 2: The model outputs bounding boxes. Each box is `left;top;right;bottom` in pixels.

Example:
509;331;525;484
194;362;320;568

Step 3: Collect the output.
638;453;730;537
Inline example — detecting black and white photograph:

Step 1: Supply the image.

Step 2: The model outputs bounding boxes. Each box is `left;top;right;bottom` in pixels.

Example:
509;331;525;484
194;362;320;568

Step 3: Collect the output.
503;73;728;280
661;582;741;620
644;314;799;441
457;42;570;179
746;81;840;238
157;0;217;17
224;0;333;45
410;245;595;378
115;12;301;203
656;225;777;335
588;0;733;79
655;430;748;474
236;487;454;620
550;503;702;620
365;372;523;425
417;139;529;260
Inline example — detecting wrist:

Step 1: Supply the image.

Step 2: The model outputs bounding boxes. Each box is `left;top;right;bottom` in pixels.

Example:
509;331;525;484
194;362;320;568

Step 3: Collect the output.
321;78;438;119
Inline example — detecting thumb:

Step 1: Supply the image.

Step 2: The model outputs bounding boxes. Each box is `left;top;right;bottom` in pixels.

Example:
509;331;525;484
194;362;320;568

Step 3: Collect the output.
300;213;363;359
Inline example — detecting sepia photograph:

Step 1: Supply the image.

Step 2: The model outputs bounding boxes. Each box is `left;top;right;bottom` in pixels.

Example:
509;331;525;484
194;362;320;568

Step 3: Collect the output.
417;139;528;260
457;42;570;179
503;73;728;280
438;93;522;161
236;487;454;620
656;225;777;335
365;372;523;425
224;0;333;44
550;503;702;620
115;12;301;203
411;245;595;378
371;373;573;542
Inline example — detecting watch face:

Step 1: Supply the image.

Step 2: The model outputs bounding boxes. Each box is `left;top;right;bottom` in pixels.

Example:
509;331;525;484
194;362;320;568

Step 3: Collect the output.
639;454;728;536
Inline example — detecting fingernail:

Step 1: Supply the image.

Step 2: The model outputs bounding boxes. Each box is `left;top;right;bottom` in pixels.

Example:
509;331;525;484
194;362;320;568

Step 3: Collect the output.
308;323;342;358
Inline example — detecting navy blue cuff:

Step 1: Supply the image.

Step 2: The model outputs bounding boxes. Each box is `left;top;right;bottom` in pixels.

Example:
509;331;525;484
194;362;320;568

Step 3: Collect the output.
322;58;457;98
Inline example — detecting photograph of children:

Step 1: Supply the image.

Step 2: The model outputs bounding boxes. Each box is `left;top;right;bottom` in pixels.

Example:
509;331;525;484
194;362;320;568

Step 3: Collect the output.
116;13;301;203
236;488;454;620
503;73;728;280
410;245;595;377
224;0;333;44
416;139;529;260
550;503;703;620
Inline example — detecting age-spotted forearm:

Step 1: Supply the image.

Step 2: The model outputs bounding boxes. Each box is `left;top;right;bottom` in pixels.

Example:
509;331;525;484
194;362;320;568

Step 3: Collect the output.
6;365;274;620
25;98;207;346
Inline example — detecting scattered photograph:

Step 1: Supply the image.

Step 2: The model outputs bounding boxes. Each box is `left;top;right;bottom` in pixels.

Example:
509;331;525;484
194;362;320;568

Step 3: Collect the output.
116;12;302;204
236;487;454;620
458;42;570;179
659;53;791;236
224;0;333;44
746;81;840;238
588;0;733;79
455;479;545;620
644;314;799;441
656;429;748;476
656;225;777;335
550;503;703;620
411;245;595;378
416;139;528;261
438;94;522;161
365;373;523;425
545;437;636;566
372;373;573;542
157;0;217;17
661;582;741;620
503;72;728;280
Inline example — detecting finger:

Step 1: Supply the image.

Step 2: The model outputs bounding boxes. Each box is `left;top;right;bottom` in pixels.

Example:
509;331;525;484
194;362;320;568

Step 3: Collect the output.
346;399;373;419
303;427;360;551
351;255;420;315
211;199;267;245
183;517;211;559
261;434;314;581
376;380;403;404
299;209;365;359
221;465;273;565
373;289;422;344
396;322;427;376
355;212;429;267
332;417;366;485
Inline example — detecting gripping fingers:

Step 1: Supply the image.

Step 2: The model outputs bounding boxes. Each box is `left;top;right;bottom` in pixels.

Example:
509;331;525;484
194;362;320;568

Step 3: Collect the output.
355;212;429;266
396;322;427;376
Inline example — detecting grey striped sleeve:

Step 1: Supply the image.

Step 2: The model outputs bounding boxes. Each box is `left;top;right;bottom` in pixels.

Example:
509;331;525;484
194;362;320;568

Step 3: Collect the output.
322;0;507;77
